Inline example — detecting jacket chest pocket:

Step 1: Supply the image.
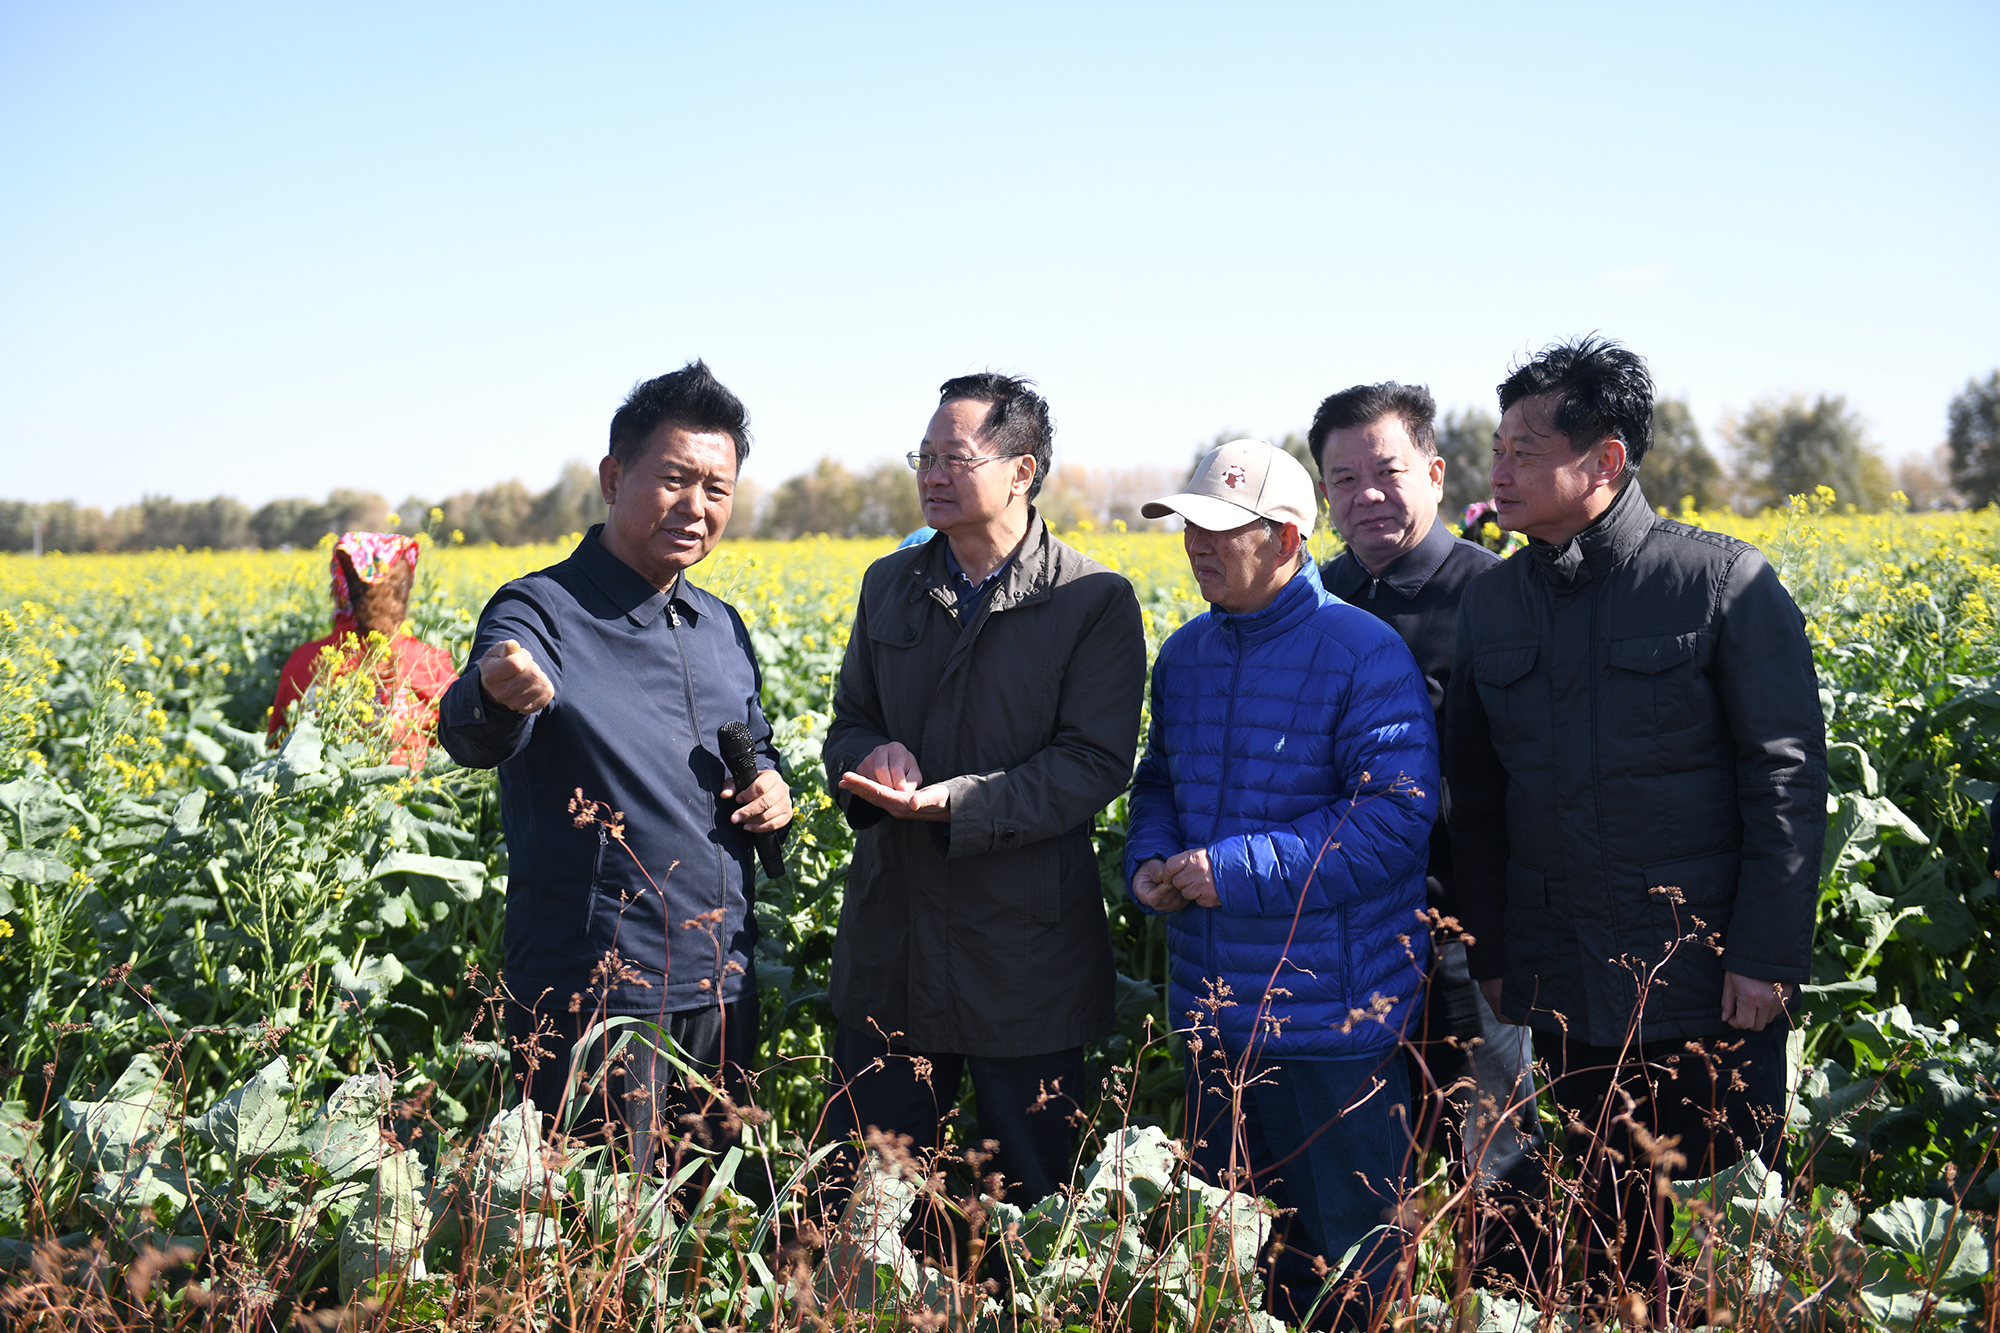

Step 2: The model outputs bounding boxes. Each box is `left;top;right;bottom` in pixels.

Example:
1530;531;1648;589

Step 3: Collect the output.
1608;632;1705;736
1473;644;1540;742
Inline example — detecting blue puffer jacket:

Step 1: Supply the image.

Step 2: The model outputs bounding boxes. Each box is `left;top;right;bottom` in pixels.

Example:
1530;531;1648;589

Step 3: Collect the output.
1125;559;1437;1059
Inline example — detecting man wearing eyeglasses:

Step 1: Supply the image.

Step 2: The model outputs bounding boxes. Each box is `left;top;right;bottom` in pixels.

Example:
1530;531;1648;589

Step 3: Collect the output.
819;373;1147;1207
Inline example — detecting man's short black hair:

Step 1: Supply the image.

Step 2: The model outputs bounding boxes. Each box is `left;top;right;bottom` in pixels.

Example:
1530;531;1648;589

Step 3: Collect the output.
608;360;752;470
938;372;1053;503
1497;335;1654;474
1307;382;1438;472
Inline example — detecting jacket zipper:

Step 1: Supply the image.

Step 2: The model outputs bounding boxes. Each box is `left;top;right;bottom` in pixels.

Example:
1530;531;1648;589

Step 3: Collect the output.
671;609;712;995
1207;619;1245;982
584;825;608;933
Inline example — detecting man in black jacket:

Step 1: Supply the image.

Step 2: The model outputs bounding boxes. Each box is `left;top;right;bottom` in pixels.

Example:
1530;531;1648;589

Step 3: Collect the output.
1446;336;1827;1305
1311;382;1539;1199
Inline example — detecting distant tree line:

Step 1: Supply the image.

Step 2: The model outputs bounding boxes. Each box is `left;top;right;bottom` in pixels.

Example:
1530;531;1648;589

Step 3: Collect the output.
1426;387;1988;517
0;463;612;554
6;376;1998;552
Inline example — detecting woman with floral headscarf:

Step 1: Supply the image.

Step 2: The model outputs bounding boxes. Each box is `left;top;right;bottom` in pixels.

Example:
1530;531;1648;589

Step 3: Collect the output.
266;532;458;768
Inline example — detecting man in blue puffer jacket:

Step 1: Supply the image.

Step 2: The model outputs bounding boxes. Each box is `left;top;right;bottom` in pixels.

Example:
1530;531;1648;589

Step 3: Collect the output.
1127;440;1438;1328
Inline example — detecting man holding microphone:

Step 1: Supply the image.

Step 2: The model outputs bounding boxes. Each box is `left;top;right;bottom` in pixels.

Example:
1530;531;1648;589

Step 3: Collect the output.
439;360;791;1171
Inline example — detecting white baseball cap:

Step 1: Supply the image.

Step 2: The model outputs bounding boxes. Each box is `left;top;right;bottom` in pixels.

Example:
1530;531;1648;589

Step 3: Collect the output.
1142;439;1318;537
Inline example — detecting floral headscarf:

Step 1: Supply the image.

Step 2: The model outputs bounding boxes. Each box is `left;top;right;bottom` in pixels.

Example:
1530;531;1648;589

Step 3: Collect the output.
1461;500;1528;557
332;532;419;637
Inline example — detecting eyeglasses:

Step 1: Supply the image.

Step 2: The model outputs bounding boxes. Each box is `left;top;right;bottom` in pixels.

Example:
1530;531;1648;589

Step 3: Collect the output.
905;451;1023;475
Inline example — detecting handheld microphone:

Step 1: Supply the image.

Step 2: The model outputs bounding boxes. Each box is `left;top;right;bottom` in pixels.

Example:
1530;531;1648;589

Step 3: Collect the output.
717;721;788;882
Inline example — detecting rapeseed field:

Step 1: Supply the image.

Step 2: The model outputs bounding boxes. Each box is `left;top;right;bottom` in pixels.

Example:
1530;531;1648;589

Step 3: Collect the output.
0;501;1995;1329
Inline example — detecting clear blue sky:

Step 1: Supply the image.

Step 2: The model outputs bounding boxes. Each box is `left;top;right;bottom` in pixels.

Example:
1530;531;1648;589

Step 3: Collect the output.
3;2;1995;508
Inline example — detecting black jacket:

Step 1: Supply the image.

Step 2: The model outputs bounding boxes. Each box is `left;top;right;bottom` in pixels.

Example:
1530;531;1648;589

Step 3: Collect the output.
823;512;1147;1057
1323;515;1500;912
1445;481;1827;1044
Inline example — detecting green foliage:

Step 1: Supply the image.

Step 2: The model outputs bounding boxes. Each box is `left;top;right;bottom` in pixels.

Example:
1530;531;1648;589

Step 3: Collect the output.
1726;394;1895;513
3;516;1999;1327
1437;407;1497;520
1645;397;1728;511
834;1127;1280;1332
1946;370;2000;508
757;457;924;539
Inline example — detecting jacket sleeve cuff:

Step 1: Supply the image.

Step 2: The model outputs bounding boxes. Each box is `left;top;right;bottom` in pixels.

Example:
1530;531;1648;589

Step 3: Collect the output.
436;673;530;764
1717;948;1811;985
937;772;1023;859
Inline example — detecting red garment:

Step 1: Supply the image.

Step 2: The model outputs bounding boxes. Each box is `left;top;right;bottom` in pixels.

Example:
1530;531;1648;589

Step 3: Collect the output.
267;631;459;769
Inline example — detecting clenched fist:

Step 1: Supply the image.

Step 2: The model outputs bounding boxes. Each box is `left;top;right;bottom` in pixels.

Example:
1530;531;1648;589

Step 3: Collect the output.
478;639;555;715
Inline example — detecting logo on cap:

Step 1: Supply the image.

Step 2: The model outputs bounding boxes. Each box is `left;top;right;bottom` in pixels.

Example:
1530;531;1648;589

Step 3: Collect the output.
1222;465;1248;490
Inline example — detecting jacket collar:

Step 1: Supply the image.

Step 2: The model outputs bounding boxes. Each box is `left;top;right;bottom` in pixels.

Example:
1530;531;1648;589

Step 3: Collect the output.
1327;513;1455;601
1211;554;1326;643
1526;479;1654;591
573;524;708;627
901;507;1058;614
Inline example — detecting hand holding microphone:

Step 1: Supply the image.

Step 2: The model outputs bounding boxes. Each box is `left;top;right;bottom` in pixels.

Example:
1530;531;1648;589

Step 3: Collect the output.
717;721;792;881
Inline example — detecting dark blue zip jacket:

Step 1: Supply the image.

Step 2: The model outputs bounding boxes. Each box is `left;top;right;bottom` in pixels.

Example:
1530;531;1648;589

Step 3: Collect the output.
436;528;778;1018
1125;558;1438;1059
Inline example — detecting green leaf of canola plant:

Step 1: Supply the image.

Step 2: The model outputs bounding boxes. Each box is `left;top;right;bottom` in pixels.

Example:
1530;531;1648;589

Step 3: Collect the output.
460;1103;560;1258
0;849;71;886
184;1056;302;1166
365;851;487;904
331;953;405;1012
303;1071;392;1181
60;1053;173;1173
338;1147;432;1298
0;774;93;848
1862;1196;1992;1294
1822;791;1929;886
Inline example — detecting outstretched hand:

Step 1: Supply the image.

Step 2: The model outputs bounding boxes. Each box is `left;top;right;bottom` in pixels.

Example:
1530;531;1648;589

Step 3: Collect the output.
839;742;950;822
478;639;554;714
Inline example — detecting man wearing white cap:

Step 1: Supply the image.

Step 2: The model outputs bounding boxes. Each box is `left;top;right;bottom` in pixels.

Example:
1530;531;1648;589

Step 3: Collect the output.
1126;440;1439;1326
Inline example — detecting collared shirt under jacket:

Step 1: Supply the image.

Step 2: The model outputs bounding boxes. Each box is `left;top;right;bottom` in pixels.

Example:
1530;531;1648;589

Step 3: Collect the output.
822;511;1148;1059
437;527;779;1018
1445;480;1828;1046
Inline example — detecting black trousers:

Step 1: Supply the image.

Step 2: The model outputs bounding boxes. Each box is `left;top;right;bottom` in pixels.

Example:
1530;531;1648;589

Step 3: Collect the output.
820;1023;1088;1209
1530;1024;1787;1302
506;991;758;1175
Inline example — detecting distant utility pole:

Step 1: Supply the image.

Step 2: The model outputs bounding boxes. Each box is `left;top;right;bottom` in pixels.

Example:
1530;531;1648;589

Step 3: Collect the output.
33;520;44;558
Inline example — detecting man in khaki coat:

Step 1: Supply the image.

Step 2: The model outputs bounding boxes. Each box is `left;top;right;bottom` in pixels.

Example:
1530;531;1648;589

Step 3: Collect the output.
821;373;1147;1204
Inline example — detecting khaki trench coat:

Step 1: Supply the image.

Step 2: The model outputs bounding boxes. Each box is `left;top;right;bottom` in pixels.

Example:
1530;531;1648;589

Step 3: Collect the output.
823;512;1147;1057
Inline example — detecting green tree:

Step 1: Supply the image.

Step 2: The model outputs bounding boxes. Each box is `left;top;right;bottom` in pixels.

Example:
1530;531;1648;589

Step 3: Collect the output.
852;460;923;536
758;457;860;539
440;479;532;544
1642;398;1727;511
1723;394;1892;512
249;497;323;549
1436;407;1496;522
525;461;608;540
1946;370;2000;507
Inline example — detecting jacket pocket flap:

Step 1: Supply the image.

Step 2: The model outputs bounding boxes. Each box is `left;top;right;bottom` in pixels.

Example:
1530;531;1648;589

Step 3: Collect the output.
865;593;925;647
1476;645;1537;688
1643;850;1739;905
1610;632;1697;674
1504;860;1548;909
